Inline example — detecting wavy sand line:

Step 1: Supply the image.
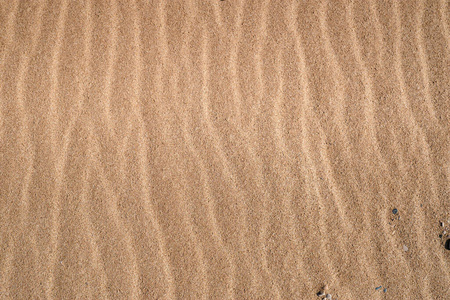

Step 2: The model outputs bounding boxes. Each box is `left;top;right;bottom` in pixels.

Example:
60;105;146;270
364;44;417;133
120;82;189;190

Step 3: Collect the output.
14;1;47;295
271;47;312;296
165;71;209;299
203;0;285;295
415;0;440;125
102;0;119;138
228;0;245;124
153;2;178;297
16;0;46;228
77;161;109;299
199;22;261;293
249;2;288;297
46;1;93;296
346;0;393;291
132;2;177;298
368;0;386;70
286;1;343;290
178;82;237;300
86;115;142;298
178;7;237;296
0;0;20;141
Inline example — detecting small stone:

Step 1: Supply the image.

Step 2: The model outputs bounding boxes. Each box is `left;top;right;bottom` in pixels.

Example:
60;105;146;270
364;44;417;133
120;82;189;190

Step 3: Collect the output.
317;291;325;297
326;294;332;299
403;245;408;251
445;239;450;250
392;208;398;215
383;288;387;292
375;286;382;291
440;221;444;227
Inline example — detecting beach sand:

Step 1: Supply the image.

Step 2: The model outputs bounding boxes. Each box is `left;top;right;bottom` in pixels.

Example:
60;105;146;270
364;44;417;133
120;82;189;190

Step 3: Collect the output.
0;0;449;299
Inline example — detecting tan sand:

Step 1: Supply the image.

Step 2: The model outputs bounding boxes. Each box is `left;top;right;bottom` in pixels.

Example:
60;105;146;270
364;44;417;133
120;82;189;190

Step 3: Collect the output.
0;0;449;299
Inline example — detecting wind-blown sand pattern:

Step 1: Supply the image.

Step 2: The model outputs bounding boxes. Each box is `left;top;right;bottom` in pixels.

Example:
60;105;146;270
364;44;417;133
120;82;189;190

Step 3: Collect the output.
0;0;449;299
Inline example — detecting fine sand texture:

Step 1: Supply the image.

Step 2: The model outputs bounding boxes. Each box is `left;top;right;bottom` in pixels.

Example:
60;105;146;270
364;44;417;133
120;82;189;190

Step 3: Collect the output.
0;0;449;299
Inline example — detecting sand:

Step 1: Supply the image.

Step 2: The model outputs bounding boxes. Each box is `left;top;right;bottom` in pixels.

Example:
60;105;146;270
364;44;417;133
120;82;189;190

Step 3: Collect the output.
0;0;449;299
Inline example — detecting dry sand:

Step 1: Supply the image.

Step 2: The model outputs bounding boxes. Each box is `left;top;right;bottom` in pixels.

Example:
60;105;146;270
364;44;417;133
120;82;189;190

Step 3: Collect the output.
0;0;449;299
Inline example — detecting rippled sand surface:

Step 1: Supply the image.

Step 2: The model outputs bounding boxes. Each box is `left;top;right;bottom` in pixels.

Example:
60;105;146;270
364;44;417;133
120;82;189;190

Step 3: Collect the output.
0;0;449;299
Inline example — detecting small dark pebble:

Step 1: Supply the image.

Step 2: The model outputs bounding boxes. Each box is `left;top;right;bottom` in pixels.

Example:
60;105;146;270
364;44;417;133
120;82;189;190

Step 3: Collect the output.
392;208;398;215
383;288;387;293
445;239;450;250
439;234;443;238
375;286;382;291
